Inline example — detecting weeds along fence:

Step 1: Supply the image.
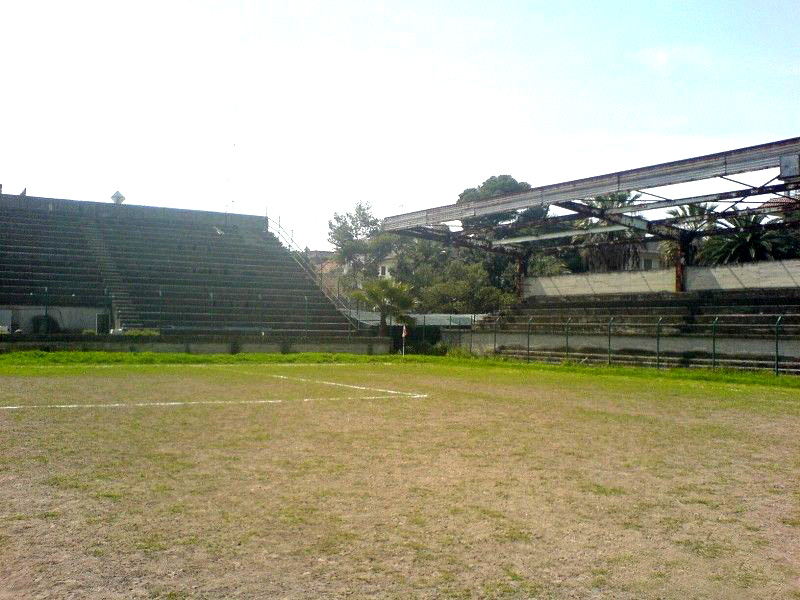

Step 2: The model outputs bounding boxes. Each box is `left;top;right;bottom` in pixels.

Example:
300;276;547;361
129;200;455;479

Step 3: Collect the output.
441;314;800;375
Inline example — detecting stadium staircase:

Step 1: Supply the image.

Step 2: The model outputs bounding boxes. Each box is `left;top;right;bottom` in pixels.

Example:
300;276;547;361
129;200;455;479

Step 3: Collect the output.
81;219;142;329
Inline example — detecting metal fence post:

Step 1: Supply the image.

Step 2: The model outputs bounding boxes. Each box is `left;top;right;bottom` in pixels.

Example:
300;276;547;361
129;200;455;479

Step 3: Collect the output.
565;317;571;361
607;316;614;365
775;315;783;375
656;317;663;370
44;286;49;334
711;317;718;369
304;295;309;339
422;314;426;346
527;317;533;363
105;288;112;332
493;318;498;354
469;314;474;354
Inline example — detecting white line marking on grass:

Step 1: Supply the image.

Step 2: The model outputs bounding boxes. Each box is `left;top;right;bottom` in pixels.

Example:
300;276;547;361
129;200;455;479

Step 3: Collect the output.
268;374;427;398
0;394;412;410
0;370;428;410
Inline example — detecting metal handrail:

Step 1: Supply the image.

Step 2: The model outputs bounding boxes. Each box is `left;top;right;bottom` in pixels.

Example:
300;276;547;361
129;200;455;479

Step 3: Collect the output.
263;217;358;326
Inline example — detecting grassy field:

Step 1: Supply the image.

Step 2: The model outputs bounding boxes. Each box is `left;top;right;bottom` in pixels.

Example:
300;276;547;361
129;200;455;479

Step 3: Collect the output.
1;354;799;598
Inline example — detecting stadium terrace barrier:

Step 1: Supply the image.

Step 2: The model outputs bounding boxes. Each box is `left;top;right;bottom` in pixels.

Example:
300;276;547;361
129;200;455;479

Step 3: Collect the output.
441;289;800;373
0;333;390;355
523;259;800;298
524;268;674;297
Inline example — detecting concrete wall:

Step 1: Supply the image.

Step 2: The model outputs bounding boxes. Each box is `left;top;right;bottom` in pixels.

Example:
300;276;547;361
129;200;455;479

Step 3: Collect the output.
523;269;674;298
523;259;800;298
443;329;800;360
0;193;266;229
0;338;391;355
685;259;800;291
0;305;103;333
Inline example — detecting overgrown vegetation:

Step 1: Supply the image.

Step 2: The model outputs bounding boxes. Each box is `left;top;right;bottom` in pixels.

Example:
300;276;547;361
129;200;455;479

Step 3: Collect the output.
328;176;574;313
328;188;800;315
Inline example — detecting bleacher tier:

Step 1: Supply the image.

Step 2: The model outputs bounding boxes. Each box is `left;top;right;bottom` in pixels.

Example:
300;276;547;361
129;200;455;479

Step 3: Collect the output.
0;200;354;339
0;208;106;307
480;290;800;338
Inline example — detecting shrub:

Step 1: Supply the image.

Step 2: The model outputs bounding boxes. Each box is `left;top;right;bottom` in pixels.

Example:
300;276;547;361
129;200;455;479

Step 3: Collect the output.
30;315;60;334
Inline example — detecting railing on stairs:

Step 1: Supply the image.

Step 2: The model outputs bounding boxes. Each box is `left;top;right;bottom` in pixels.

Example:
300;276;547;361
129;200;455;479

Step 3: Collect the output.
263;217;360;330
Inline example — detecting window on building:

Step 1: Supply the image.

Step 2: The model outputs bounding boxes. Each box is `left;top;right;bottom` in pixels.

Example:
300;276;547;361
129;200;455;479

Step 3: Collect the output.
643;259;653;271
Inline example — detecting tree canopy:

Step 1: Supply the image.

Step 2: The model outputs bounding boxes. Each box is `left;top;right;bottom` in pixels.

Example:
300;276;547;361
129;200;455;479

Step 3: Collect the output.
350;278;415;336
457;175;534;230
327;201;396;285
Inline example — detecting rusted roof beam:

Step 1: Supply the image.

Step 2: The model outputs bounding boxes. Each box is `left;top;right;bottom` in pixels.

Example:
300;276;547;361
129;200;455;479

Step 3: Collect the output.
382;136;800;230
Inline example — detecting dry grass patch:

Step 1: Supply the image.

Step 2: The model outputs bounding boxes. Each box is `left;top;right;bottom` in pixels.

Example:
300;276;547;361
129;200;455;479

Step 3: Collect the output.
1;361;799;598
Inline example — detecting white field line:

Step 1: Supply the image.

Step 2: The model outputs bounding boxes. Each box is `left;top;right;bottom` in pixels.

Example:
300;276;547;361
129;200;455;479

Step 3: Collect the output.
0;394;407;411
0;373;428;410
268;374;426;398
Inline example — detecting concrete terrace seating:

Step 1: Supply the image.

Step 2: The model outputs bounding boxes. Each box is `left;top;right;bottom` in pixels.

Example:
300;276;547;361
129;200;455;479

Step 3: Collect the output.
0;206;106;307
0;196;355;338
480;289;800;338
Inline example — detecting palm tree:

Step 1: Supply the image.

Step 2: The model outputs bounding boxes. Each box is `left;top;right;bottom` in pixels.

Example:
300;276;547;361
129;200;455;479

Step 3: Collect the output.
576;192;643;272
697;214;794;265
660;203;718;266
351;278;415;337
527;253;570;276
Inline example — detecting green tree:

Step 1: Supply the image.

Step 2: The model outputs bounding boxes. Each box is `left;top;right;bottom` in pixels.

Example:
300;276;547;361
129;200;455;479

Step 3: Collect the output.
457;175;533;230
328;201;400;286
527;254;570;276
351;278;415;336
659;203;717;266
390;240;516;313
697;213;799;265
576;192;643;272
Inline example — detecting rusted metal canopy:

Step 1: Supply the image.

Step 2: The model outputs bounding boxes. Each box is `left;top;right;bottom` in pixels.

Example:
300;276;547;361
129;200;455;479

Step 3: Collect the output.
382;137;800;231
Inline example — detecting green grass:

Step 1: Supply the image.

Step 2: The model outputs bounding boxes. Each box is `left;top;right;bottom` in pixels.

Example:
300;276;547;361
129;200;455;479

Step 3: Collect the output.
1;349;799;390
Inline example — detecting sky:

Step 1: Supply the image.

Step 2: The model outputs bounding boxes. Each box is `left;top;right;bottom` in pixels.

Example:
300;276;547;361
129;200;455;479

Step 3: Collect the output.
1;0;799;249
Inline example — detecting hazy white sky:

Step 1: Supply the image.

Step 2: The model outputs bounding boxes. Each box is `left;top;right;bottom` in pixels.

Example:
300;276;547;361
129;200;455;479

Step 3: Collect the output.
1;1;799;248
